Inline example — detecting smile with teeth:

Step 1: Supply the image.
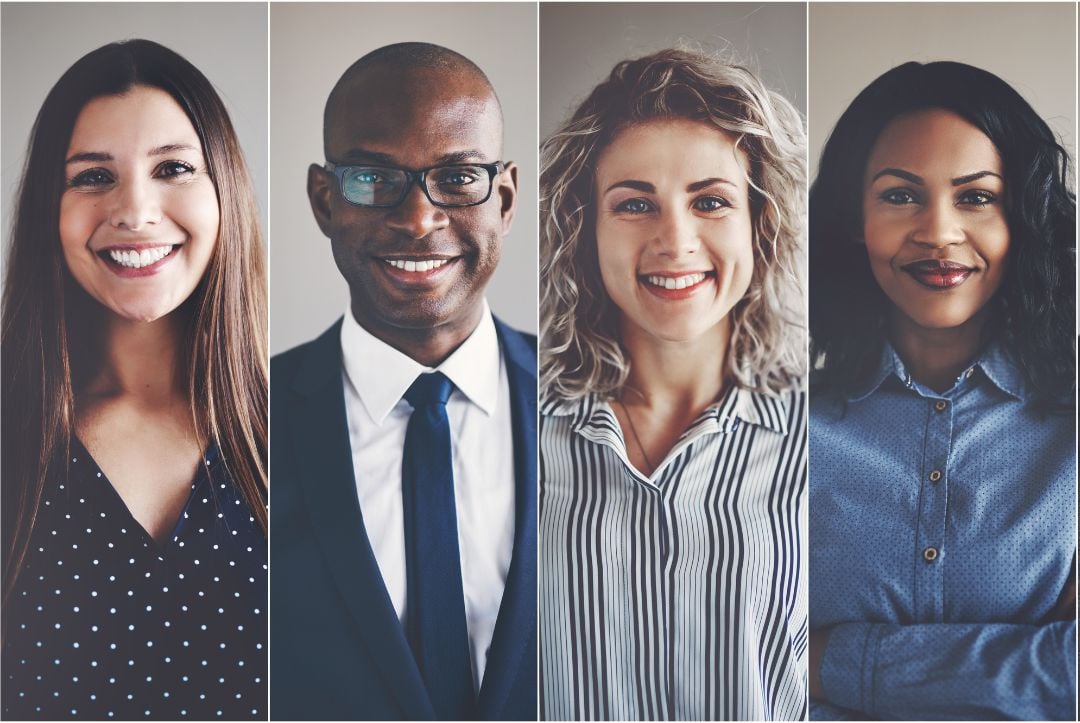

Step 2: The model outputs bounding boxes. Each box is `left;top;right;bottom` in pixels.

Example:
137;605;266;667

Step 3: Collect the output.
643;272;709;290
106;246;175;269
383;258;452;272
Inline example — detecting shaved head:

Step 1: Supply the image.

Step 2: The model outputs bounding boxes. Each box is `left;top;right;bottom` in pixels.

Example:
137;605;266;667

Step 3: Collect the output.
308;41;518;364
323;42;503;158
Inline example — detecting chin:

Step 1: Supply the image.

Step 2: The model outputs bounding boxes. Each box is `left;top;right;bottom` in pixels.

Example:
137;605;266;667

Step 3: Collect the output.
105;297;186;324
902;307;983;331
643;320;714;344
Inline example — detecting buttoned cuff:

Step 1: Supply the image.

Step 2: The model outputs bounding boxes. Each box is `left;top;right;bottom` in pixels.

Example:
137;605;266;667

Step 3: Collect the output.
820;622;886;714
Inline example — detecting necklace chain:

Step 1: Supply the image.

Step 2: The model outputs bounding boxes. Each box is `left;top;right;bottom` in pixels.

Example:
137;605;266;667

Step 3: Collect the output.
616;398;654;472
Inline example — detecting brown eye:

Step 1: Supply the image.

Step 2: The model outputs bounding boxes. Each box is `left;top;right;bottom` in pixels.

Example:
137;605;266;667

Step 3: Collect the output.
154;161;196;179
69;168;114;188
959;190;996;206
880;188;919;205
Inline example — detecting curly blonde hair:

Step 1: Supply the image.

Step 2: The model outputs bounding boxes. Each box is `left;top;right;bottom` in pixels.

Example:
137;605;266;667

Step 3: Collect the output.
540;48;807;402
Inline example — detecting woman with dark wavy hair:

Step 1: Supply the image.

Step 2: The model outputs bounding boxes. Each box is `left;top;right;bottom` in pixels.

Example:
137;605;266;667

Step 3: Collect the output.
2;40;267;719
809;61;1075;720
540;49;807;720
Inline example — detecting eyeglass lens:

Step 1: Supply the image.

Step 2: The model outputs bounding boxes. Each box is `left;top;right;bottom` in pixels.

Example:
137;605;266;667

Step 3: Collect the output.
340;165;493;207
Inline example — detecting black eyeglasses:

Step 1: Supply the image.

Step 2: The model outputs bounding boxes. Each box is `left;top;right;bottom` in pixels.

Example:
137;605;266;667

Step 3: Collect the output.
324;161;504;208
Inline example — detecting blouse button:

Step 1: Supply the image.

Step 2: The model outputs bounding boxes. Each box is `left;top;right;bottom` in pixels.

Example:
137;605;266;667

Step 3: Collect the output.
928;469;942;483
934;400;948;412
964;368;975;379
923;546;939;562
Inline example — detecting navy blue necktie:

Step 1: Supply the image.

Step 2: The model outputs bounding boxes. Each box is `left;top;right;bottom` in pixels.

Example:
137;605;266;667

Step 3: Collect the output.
401;372;474;719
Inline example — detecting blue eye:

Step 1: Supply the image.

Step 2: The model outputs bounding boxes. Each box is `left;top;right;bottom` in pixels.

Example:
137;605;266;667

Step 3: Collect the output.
69;168;114;189
614;198;653;214
693;196;730;212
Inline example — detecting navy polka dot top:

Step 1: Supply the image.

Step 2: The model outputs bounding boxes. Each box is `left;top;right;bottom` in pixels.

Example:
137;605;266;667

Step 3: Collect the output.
2;438;267;720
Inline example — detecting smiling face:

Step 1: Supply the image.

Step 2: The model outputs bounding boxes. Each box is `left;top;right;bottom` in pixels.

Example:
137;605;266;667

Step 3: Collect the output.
594;118;755;345
60;85;220;323
309;65;516;340
862;109;1010;333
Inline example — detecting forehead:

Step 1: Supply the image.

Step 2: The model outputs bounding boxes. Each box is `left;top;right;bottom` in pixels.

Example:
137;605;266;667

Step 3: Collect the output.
866;109;1002;178
67;85;201;153
325;68;502;167
595;118;749;188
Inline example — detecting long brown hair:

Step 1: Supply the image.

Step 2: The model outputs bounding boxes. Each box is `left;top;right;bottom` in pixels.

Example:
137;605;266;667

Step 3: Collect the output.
1;40;268;606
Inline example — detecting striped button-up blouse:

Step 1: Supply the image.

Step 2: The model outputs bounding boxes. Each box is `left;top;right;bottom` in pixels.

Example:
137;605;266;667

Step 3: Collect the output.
540;386;808;721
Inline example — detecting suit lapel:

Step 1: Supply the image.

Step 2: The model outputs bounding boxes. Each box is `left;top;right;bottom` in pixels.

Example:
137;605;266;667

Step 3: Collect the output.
289;320;434;720
477;320;538;718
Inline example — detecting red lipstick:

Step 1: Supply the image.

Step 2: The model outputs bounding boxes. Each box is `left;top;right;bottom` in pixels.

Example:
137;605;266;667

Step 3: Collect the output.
901;260;974;289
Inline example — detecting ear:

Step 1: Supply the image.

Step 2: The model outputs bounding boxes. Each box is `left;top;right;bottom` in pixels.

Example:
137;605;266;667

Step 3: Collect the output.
496;161;518;236
307;163;334;238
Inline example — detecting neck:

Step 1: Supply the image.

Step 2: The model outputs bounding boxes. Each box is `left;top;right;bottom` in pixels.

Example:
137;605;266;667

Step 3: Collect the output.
81;309;188;404
351;300;484;368
619;316;730;415
889;306;989;393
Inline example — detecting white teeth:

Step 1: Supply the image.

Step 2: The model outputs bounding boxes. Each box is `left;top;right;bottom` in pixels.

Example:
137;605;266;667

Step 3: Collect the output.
107;246;173;269
384;258;451;272
645;272;707;290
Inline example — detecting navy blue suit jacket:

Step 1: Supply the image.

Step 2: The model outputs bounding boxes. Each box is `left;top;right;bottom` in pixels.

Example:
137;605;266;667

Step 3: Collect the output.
269;317;537;721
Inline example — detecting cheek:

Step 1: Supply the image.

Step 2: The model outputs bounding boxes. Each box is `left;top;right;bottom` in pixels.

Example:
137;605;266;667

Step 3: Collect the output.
173;183;221;249
594;221;637;301
978;219;1011;270
59;194;105;257
862;214;904;269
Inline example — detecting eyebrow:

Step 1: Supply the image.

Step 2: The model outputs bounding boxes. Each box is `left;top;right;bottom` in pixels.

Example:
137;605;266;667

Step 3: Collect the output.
604;177;740;195
870;168;1003;186
338;148;490;167
65;143;199;165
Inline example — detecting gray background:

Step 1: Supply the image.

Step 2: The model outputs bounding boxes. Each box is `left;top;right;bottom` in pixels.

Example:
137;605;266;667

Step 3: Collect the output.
540;3;807;141
1;3;269;257
270;2;538;354
809;2;1077;178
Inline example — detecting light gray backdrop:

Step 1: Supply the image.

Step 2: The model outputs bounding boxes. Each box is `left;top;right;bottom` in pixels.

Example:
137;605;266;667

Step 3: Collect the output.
809;2;1077;178
0;3;269;258
269;2;538;354
540;3;808;141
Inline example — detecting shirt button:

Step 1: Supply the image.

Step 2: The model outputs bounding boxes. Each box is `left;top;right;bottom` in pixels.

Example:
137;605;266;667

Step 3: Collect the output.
965;368;975;379
923;546;939;562
934;400;948;412
928;469;942;483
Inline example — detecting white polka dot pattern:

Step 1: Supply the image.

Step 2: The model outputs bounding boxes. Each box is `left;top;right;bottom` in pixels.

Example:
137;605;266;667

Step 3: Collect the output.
2;439;267;720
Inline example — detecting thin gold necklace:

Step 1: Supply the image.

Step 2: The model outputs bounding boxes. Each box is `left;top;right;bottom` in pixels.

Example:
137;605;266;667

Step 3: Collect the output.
616;398;654;472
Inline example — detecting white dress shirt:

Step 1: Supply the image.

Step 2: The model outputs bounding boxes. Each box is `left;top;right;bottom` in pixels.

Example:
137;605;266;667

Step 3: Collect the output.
340;301;515;692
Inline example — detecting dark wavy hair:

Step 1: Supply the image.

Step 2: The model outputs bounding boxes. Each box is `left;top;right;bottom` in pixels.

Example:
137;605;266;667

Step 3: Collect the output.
809;61;1075;408
2;40;268;607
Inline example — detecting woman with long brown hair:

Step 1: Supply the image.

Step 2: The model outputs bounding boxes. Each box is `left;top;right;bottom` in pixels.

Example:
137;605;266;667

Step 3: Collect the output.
1;40;267;719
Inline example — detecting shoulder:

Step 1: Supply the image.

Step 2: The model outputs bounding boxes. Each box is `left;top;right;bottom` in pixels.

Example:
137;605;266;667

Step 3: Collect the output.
492;316;537;372
270;319;343;387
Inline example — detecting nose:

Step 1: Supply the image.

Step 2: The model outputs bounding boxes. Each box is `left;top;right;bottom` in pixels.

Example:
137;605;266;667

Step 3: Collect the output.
912;198;965;247
653;209;700;258
383;182;450;239
108;178;161;231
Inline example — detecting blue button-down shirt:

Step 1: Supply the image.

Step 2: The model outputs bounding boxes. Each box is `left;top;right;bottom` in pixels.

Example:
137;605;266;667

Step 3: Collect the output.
809;342;1076;720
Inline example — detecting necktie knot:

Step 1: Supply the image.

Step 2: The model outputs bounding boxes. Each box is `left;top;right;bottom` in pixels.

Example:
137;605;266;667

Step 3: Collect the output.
404;371;454;408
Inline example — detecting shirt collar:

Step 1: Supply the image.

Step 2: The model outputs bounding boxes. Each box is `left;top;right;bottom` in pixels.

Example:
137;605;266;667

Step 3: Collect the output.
546;385;790;436
848;339;1025;402
340;300;501;425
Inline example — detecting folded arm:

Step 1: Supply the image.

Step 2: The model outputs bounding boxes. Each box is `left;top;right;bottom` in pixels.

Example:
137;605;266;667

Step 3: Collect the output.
812;619;1076;720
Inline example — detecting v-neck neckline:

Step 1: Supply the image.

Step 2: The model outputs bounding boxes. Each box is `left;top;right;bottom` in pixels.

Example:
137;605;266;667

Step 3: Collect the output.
71;435;210;553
